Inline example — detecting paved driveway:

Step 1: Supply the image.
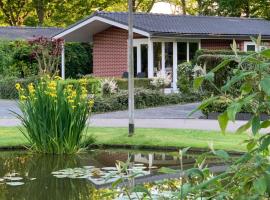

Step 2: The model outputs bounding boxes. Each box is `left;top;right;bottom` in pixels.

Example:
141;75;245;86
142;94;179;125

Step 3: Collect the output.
0;100;202;119
0;100;21;118
92;103;202;119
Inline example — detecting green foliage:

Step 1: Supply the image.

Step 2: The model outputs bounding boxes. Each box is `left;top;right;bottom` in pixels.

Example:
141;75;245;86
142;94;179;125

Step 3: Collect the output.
177;62;194;94
0;76;37;99
59;78;100;95
93;88;202;113
115;78;153;90
0;40;92;79
65;43;92;78
0;41;37;78
189;36;270;198
14;77;94;154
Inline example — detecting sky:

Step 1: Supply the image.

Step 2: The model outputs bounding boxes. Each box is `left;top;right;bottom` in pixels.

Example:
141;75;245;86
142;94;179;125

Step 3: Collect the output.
151;2;181;14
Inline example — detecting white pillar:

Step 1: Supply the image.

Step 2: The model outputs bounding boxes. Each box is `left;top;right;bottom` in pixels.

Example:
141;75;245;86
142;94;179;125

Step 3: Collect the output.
187;42;190;62
61;43;65;79
137;45;142;74
161;42;166;76
173;41;178;92
148;39;154;78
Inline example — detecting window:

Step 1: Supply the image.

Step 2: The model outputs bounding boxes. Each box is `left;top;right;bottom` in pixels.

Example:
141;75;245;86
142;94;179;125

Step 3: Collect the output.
153;42;162;74
141;44;148;77
177;42;187;64
189;42;199;60
244;42;256;52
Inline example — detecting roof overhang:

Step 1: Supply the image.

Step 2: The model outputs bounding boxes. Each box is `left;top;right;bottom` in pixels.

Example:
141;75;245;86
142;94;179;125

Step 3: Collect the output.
53;16;150;42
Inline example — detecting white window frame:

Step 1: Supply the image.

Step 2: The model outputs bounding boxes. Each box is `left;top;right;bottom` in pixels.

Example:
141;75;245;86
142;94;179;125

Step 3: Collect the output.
244;41;258;52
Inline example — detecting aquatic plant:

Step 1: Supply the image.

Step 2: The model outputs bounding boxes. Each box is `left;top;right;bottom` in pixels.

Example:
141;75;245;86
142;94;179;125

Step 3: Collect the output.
14;76;94;154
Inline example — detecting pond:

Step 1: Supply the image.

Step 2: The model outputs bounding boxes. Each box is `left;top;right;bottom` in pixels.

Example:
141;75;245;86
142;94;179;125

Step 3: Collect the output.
0;149;229;200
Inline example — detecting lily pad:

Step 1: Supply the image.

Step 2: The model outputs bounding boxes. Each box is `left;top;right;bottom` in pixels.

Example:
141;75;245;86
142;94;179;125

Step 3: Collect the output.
6;182;25;186
4;177;23;181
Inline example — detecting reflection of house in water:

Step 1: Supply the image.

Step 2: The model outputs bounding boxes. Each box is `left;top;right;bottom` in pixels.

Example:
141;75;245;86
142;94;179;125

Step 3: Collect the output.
134;153;195;168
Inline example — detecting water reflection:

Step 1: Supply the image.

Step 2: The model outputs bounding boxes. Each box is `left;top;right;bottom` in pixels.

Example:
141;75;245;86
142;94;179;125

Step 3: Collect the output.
0;149;209;200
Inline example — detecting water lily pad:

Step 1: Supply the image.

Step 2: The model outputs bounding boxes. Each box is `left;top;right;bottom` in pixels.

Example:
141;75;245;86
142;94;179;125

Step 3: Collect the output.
83;166;94;169
6;182;24;186
29;178;36;181
4;177;23;181
0;178;4;182
53;175;68;178
102;167;117;171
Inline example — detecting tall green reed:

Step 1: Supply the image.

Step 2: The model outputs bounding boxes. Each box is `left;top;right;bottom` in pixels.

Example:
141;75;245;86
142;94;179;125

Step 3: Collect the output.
14;76;94;154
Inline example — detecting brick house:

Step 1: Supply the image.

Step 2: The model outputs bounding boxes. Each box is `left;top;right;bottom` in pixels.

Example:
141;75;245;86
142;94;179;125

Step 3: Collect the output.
54;12;270;91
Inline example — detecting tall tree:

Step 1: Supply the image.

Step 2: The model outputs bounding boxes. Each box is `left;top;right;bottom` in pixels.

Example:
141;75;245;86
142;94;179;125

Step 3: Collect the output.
0;0;32;25
181;0;186;15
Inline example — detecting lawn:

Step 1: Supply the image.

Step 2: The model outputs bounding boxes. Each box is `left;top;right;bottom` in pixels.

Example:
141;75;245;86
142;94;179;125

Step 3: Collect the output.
0;127;249;152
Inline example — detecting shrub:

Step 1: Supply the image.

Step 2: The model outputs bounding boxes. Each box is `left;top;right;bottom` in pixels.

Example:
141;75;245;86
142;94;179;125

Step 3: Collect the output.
92;88;203;113
65;43;92;78
14;77;94;154
100;78;118;96
0;40;92;79
59;78;100;95
0;76;38;99
150;72;171;89
115;78;153;90
177;62;194;94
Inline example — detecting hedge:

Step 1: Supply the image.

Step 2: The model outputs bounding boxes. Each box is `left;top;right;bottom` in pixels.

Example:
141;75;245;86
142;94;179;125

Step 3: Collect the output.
115;78;153;90
0;76;38;99
59;78;100;95
92;88;203;113
0;40;92;79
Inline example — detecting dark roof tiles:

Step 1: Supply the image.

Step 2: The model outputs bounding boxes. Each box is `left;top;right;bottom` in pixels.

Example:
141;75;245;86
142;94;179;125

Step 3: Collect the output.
96;12;270;37
0;26;63;40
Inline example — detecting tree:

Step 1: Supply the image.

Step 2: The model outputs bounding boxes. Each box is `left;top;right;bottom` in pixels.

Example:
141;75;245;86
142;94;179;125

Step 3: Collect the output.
0;0;32;26
181;0;186;15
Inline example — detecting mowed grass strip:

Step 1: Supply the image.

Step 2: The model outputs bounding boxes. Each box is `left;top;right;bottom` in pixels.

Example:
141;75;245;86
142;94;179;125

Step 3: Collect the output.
0;127;248;152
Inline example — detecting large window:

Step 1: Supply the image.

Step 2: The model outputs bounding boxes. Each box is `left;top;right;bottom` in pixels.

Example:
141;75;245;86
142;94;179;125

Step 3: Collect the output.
244;42;256;52
189;42;199;60
141;44;148;77
165;42;173;76
177;42;187;64
153;42;162;74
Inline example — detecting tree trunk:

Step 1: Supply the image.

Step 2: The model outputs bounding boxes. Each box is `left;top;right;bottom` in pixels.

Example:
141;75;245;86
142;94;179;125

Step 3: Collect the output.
197;0;202;15
181;0;186;15
243;0;250;17
34;0;45;26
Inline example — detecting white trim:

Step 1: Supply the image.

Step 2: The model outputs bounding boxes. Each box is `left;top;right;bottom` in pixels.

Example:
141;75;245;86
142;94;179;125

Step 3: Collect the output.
244;41;258;52
61;43;65;79
173;41;178;91
161;42;165;76
187;42;190;62
133;38;148;45
53;16;150;39
137;45;141;73
148;38;154;78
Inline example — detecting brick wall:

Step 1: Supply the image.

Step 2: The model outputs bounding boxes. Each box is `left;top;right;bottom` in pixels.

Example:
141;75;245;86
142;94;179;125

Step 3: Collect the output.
93;26;144;77
201;39;247;51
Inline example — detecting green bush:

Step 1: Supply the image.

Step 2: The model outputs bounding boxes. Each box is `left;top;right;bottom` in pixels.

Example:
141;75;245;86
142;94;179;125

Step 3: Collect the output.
193;49;250;64
177;62;194;94
65;43;92;78
92;88;203;113
0;76;38;99
115;78;153;90
59;78;100;95
0;40;92;79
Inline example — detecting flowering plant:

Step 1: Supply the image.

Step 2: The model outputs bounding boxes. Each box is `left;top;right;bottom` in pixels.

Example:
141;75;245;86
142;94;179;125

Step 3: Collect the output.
28;37;64;76
151;71;171;89
100;78;118;96
15;76;94;154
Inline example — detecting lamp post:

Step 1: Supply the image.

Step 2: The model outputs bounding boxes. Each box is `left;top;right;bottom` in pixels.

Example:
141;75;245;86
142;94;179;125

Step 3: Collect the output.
128;0;135;136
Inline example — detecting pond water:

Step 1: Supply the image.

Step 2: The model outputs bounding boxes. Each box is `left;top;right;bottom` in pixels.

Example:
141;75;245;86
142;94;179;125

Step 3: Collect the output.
0;149;227;200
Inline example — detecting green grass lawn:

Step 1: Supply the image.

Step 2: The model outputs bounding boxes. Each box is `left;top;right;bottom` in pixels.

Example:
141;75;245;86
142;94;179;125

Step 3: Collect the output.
0;127;249;152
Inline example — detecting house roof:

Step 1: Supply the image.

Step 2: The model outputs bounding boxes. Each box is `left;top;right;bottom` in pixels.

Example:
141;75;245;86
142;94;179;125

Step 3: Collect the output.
54;12;270;41
0;26;63;40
